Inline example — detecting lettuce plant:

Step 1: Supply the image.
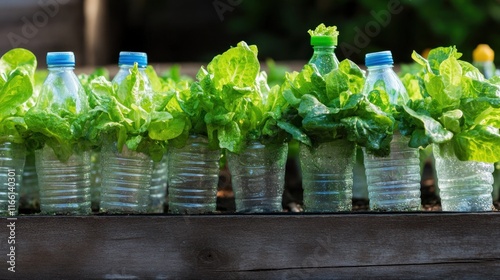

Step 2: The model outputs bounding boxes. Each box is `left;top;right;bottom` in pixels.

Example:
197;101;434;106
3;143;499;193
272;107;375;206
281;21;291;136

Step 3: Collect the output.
86;64;189;161
398;46;500;162
278;59;395;156
191;41;289;153
0;48;36;144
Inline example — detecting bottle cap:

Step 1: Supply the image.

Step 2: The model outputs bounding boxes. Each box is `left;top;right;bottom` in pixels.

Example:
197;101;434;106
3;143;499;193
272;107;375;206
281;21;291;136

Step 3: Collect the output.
473;44;494;62
118;51;148;67
310;35;337;46
365;50;394;67
46;52;75;67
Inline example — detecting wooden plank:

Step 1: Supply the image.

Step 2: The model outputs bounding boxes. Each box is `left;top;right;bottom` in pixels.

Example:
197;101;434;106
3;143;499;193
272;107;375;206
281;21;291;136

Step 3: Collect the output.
1;213;500;279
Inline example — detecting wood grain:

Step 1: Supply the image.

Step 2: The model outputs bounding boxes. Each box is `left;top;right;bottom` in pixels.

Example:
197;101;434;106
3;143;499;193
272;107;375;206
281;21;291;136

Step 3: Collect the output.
1;213;499;279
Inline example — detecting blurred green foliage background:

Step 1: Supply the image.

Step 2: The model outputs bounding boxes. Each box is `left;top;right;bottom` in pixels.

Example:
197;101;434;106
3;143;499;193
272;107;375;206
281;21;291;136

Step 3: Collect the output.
109;0;500;66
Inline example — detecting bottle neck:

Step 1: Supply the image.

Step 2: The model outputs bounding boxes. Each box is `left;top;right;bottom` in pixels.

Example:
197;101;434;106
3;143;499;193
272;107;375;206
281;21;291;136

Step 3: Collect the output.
48;65;75;71
312;45;336;53
366;64;393;71
363;63;408;105
118;64;146;70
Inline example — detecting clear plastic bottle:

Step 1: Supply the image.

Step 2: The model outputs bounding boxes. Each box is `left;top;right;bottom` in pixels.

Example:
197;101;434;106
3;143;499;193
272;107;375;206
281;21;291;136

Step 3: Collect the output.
302;31;356;212
167;135;221;214
36;52;91;215
0;142;26;216
100;51;156;214
433;143;493;211
309;34;340;75
362;50;421;211
472;44;496;79
114;51;165;212
99;137;153;214
300;139;356;212
227;142;288;213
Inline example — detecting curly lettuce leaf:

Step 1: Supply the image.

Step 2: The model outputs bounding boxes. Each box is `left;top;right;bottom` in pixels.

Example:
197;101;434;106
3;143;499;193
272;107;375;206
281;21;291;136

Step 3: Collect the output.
280;58;394;156
399;46;500;162
88;65;188;161
307;23;339;38
0;48;36;144
194;41;289;153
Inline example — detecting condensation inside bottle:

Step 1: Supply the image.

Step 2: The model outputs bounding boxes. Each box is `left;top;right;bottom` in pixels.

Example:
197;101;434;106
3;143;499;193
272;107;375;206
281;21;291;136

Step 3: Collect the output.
300;139;356;212
309;46;340;76
433;143;493;212
227;142;288;213
363;133;422;211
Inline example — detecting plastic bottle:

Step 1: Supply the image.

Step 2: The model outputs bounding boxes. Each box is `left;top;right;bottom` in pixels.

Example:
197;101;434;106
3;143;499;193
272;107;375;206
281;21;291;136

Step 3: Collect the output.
472;44;496;79
300;139;356;212
36;52;92;215
227;142;288;213
167;135;221;214
362;50;421;211
99;137;153;214
302;30;357;212
114;51;166;212
99;51;156;214
0;142;26;216
433;143;493;211
309;33;340;75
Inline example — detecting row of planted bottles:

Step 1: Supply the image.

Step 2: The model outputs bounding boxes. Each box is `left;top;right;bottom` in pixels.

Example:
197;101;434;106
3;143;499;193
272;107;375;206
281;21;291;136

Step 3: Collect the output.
300;28;498;213
4;50;288;215
2;23;499;215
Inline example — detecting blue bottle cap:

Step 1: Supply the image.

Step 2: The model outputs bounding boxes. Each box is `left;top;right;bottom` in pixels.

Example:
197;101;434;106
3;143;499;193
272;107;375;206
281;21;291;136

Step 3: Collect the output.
365;51;394;67
118;51;148;67
46;52;75;67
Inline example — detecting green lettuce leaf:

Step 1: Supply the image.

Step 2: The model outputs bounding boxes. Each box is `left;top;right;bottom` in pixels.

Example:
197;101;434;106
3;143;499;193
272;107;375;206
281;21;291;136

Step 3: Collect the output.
279;58;394;156
0;48;36;144
398;46;500;162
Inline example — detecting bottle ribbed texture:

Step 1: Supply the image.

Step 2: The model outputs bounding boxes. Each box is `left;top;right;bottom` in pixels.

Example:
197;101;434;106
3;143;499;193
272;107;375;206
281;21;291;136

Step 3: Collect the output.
300;139;356;212
363;133;422;211
37;146;91;215
0;142;26;216
168;135;220;214
150;153;168;213
433;143;493;212
100;141;153;214
20;152;39;212
228;142;288;213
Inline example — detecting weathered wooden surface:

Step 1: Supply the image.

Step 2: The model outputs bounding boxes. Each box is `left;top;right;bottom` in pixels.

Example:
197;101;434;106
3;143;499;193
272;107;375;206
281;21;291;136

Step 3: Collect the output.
1;213;500;279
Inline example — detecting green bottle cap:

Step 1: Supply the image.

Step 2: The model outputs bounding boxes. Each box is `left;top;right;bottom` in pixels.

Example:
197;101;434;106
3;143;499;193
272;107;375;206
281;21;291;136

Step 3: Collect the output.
311;35;337;46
